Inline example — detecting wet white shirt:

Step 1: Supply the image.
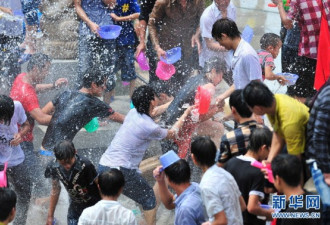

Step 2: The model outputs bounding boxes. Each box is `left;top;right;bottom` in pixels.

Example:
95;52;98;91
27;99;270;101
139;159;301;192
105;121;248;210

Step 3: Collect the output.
99;108;168;170
0;101;27;167
200;164;243;225
78;200;137;225
199;2;236;67
231;38;262;89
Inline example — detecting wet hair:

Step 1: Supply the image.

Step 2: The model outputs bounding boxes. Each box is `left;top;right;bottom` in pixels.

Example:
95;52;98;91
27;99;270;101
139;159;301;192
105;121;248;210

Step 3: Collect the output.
54;140;76;161
191;136;217;167
242;80;274;108
204;56;227;75
260;33;281;50
229;89;252;118
132;85;156;117
248;127;272;153
212;18;241;40
98;169;125;197
27;53;51;72
271;154;302;187
148;81;172;97
164;159;191;185
82;67;106;88
0;95;14;126
0;188;17;221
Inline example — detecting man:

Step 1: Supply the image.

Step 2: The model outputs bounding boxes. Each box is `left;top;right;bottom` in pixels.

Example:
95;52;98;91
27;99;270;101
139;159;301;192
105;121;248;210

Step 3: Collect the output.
272;154;322;225
0;188;17;225
211;18;262;103
218;89;264;166
78;169;137;225
225;128;274;225
242;80;309;162
272;0;330;101
191;136;246;225
153;159;206;225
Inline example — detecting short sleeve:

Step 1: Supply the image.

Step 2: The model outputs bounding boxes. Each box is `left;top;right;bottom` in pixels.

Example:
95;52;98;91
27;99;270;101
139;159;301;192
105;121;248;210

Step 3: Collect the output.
148;126;168;140
94;102;115;119
249;170;265;200
44;163;57;179
15;101;27;125
242;54;262;81
131;0;140;13
282;123;306;155
201;187;224;218
218;135;231;163
85;160;98;185
176;207;200;225
22;90;40;112
200;10;213;39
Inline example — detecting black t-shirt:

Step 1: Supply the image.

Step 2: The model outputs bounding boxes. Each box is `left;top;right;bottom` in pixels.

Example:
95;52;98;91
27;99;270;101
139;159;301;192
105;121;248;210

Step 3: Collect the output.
164;74;208;125
42;91;114;150
225;155;266;225
45;154;100;206
276;192;322;225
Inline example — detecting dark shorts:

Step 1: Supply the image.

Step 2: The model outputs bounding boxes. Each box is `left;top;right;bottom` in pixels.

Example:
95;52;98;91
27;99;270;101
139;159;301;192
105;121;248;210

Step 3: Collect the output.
114;45;137;82
98;165;156;210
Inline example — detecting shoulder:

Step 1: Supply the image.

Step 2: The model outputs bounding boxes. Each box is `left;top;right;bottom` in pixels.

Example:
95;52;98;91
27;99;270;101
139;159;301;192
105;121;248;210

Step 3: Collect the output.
14;101;24;111
78;155;96;169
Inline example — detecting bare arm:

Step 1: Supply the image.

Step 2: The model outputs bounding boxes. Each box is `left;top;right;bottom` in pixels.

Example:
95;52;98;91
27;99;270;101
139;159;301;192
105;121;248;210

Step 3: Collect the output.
239;195;247;212
264;66;287;85
135;20;147;56
166;106;194;140
74;0;101;34
10;120;30;146
111;13;140;22
0;6;13;14
205;38;226;52
108;112;125;124
42;101;55;115
152;100;173;117
36;78;68;93
46;180;61;225
153;166;175;210
216;84;235;107
29;108;52;125
211;211;227;225
247;195;273;221
274;0;293;29
268;131;285;162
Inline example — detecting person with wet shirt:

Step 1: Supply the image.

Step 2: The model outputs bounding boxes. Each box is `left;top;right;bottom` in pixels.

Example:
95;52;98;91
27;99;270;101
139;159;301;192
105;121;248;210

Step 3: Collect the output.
45;140;101;225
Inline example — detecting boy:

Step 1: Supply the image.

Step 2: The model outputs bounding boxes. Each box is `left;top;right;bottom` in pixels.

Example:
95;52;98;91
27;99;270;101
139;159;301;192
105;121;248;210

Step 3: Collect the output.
78;169;136;225
45;140;101;225
153;159;206;225
272;154;322;225
191;136;246;225
108;0;140;98
258;33;287;85
225;127;274;225
0;188;17;225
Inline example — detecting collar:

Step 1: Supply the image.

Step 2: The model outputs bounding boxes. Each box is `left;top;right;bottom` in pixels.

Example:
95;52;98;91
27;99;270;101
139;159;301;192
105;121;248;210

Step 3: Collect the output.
237;154;256;163
174;182;198;206
233;38;245;57
237;120;257;128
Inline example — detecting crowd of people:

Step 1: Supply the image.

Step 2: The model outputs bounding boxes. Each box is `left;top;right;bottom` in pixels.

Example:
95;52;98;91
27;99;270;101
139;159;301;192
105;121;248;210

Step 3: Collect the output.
0;0;330;224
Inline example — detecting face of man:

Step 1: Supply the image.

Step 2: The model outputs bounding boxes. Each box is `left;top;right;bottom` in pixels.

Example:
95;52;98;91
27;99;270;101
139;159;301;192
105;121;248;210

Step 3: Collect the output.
58;156;76;171
214;0;230;11
91;81;106;97
251;105;266;116
35;62;51;83
215;34;232;50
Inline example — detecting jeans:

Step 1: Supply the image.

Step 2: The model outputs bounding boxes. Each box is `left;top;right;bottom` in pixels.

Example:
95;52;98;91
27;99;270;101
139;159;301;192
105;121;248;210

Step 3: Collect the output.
20;0;41;26
114;45;137;82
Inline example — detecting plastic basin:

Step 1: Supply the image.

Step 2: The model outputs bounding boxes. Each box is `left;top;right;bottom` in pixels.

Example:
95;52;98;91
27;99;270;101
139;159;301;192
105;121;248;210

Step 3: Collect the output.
84;117;99;133
137;51;150;71
159;150;180;170
277;73;299;86
160;47;182;64
156;61;176;80
99;25;122;39
0;162;8;187
242;25;254;43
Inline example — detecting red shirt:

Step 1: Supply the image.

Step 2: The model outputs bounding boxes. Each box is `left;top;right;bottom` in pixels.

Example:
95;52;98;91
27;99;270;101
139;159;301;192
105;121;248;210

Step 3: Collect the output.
10;73;40;142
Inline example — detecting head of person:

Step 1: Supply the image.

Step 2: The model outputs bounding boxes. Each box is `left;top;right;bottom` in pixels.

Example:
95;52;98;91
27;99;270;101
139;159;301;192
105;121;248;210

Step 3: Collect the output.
260;33;282;59
229;89;252;121
149;81;172;105
214;0;231;12
132;85;157;117
0;188;17;224
212;18;241;50
248;127;272;161
242;80;274;116
26;53;52;83
164;159;191;186
191;136;217;168
204;57;226;86
98;169;125;198
54;140;77;171
0;95;14;126
82;67;106;97
271;154;302;193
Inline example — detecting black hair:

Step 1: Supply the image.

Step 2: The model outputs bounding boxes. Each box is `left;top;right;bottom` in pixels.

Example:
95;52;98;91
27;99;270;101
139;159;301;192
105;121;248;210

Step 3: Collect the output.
248;127;272;153
260;33;281;50
229;89;252;118
212;18;241;40
54;140;76;161
132;85;156;117
164;159;190;185
271;154;302;187
191;136;217;167
204;56;227;75
98;169;125;197
82;67;106;88
242;80;274;108
0;95;14;126
27;53;51;72
148;81;172;97
0;188;17;221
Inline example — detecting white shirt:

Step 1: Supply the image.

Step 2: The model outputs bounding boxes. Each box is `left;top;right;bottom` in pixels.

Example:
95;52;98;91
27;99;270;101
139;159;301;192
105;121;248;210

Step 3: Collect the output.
200;165;243;225
99;108;168;170
0;101;27;167
78;200;137;225
231;38;262;89
199;2;236;67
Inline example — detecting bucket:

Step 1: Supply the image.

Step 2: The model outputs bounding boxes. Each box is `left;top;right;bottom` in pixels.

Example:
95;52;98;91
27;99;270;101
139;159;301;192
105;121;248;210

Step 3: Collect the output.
159;150;180;170
137;51;150;71
160;47;182;64
156;61;176;80
84;117;99;133
195;86;211;114
99;25;122;39
0;162;8;188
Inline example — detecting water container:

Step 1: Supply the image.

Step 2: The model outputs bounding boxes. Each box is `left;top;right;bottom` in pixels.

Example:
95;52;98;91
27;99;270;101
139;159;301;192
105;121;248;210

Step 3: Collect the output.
99;25;122;39
160;47;182;64
159;150;180;169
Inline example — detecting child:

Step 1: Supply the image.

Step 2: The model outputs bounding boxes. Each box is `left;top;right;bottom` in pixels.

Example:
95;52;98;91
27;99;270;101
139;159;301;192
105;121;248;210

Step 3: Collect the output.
78;169;137;225
258;33;287;85
225;127;274;225
45;140;101;225
104;0;140;98
0;188;17;225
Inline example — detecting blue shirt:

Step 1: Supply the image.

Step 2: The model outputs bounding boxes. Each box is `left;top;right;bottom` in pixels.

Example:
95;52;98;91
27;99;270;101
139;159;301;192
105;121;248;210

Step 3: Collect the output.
113;0;140;46
174;182;206;225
